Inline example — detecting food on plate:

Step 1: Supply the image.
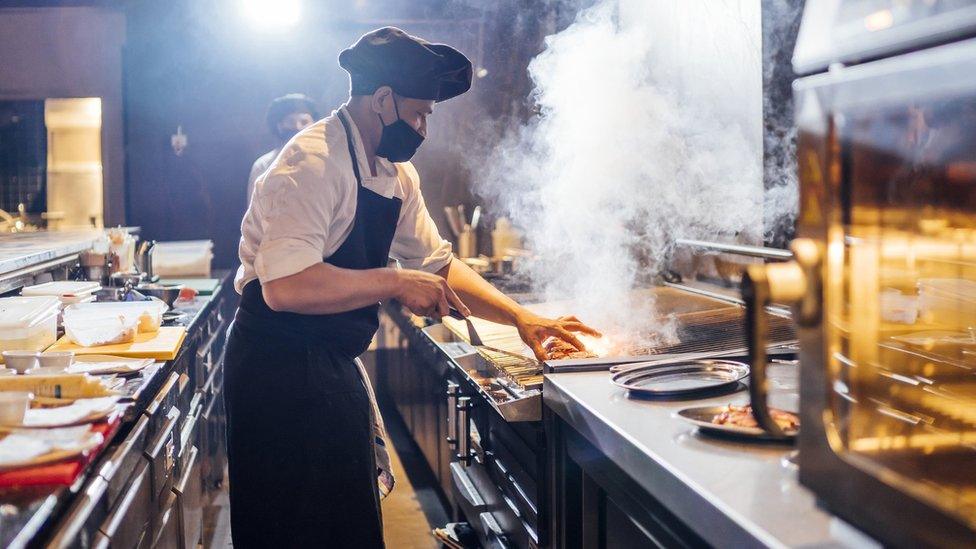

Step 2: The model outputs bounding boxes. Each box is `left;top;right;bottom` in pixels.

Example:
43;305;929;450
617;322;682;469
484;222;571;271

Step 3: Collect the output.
542;336;597;360
712;404;799;432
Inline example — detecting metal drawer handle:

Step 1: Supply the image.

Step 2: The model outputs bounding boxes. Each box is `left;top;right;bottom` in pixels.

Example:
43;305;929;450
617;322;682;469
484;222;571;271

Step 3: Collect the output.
98;414;149;481
48;476;109;548
101;464;149;536
145;372;180;416
449;462;485;509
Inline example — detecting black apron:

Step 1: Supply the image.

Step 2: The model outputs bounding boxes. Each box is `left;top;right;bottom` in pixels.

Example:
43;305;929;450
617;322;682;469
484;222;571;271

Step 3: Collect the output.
224;109;402;548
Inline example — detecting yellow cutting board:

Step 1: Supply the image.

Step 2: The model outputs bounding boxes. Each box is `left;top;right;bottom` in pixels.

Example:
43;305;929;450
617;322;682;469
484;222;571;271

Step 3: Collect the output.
46;327;187;360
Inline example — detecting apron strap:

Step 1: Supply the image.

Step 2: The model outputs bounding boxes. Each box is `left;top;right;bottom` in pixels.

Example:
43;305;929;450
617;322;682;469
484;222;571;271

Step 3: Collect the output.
337;109;364;187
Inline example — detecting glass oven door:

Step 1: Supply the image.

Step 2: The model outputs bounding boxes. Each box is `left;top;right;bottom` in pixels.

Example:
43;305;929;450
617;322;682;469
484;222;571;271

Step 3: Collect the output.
796;36;976;545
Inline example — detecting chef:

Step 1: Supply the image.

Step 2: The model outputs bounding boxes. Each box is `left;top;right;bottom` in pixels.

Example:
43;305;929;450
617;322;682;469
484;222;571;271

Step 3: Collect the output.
225;27;599;548
245;93;319;202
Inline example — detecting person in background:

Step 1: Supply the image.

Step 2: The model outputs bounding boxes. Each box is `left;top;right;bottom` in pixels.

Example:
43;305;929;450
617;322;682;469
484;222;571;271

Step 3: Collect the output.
246;93;319;201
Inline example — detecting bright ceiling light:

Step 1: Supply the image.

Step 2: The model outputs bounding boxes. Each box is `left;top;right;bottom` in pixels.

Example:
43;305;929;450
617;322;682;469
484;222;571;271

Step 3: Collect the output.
242;0;301;31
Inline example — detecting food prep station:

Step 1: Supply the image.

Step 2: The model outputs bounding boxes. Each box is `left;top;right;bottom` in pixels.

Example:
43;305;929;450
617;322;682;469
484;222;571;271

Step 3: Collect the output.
0;231;233;548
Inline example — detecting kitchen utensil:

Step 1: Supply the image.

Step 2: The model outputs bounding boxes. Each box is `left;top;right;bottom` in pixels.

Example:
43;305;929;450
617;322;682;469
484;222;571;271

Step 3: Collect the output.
443;207;463;237
470;206;481;229
135;283;184;308
676;405;796;442
457;205;467;226
2;351;40;374
38;351;74;370
46;326;187;361
0;393;32;425
610;359;749;397
458;224;477;258
448;307;485;346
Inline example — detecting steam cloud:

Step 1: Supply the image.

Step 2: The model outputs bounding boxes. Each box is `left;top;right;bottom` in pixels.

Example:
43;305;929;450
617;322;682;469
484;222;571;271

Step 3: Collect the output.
476;0;797;344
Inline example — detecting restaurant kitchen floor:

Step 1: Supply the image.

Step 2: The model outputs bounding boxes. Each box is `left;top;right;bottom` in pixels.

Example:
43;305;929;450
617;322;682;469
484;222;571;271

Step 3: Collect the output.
201;401;449;548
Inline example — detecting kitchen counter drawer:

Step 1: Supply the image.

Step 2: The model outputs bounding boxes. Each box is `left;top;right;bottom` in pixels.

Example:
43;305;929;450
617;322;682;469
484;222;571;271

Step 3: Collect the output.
98;414;151;508
173;446;203;549
146;406;180;528
45;476;110;549
98;461;152;548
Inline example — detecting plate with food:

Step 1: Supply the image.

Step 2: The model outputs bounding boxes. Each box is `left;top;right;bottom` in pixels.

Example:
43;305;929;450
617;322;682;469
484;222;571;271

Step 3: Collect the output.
610;359;749;397
676;404;799;442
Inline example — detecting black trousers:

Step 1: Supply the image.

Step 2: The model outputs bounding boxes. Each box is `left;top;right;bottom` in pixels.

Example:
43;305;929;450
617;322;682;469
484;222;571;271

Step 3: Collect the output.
223;318;384;548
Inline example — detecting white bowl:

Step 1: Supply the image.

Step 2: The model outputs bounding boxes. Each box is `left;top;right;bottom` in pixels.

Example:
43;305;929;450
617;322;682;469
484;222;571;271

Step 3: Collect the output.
39;351;74;370
0;392;33;425
2;351;40;374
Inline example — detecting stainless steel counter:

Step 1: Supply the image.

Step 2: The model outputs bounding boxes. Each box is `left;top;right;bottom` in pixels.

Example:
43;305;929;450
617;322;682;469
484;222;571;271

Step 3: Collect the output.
0;230;107;276
543;372;879;548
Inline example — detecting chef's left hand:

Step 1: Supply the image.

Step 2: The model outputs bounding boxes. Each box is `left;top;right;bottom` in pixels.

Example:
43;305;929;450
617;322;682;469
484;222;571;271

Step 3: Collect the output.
515;312;602;361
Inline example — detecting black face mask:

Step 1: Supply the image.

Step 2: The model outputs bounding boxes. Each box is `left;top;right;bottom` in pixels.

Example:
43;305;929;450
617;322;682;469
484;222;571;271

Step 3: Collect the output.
278;128;300;143
375;96;424;162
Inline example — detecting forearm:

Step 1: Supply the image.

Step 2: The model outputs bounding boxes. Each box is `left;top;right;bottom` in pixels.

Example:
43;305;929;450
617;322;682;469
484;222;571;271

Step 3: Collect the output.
439;258;524;325
262;262;399;315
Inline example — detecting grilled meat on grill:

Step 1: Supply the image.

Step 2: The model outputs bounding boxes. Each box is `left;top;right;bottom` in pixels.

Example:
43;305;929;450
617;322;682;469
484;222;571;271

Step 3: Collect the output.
543;336;597;360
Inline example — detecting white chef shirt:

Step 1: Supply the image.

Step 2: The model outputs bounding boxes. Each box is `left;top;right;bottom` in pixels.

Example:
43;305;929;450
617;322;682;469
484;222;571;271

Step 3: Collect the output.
246;148;279;204
234;106;453;294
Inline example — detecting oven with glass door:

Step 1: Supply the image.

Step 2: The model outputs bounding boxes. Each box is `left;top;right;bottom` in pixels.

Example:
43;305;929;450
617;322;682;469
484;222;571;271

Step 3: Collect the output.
744;2;976;546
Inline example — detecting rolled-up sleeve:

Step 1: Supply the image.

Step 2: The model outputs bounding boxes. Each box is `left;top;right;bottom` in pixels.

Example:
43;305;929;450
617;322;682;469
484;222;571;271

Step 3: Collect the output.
391;163;453;273
253;146;336;283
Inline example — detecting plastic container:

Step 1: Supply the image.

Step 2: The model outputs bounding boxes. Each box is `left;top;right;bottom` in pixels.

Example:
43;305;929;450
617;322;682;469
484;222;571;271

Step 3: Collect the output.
22;281;101;298
152;240;213;277
64;316;138;347
63;299;168;334
491;217;522;258
0;392;33;425
0;297;61;362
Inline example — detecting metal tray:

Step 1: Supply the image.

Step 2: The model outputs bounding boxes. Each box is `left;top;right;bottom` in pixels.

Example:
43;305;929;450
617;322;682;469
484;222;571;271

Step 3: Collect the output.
676;405;796;442
610;359;749;397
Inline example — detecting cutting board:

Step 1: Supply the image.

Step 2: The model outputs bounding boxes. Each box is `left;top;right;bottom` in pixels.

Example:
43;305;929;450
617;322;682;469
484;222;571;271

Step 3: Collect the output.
46;327;187;361
158;278;220;295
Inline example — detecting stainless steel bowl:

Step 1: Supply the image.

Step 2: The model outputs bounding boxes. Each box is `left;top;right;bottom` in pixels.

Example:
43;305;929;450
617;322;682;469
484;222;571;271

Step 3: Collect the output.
135;283;184;308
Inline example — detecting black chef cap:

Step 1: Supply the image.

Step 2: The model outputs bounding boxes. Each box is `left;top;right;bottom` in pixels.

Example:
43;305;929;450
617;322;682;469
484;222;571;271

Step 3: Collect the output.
266;94;319;134
339;27;472;103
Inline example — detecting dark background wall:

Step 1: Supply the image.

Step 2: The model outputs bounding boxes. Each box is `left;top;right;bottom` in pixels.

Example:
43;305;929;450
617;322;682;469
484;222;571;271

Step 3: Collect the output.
121;0;578;268
0;6;126;224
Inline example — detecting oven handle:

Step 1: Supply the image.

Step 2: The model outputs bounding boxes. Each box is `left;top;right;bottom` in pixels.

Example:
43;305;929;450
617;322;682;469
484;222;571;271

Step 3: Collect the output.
456;396;474;465
743;238;821;437
446;381;459;449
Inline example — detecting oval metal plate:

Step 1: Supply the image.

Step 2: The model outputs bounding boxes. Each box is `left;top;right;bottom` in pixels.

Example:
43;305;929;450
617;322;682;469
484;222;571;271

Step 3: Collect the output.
610;359;749;397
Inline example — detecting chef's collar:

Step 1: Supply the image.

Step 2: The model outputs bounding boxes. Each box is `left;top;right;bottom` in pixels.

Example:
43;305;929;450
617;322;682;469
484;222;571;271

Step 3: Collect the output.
337;106;398;199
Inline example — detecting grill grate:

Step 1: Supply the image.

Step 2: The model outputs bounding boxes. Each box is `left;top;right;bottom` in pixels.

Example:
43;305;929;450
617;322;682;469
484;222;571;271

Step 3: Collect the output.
478;305;795;390
630;307;796;356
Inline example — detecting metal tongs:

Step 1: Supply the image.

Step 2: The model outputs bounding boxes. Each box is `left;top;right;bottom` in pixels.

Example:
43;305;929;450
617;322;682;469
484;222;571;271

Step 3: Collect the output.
446;307;535;362
448;306;484;346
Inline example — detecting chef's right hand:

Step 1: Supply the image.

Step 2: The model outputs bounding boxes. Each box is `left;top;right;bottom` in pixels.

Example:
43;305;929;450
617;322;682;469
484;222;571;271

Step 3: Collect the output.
394;269;470;319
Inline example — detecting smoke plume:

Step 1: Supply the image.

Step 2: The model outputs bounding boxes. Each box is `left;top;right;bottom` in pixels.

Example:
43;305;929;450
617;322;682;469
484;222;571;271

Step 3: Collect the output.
477;0;796;343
